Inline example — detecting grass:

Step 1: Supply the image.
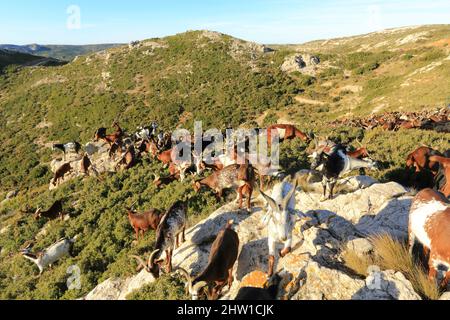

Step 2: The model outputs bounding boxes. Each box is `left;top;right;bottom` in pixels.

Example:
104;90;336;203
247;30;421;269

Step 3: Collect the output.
341;234;441;300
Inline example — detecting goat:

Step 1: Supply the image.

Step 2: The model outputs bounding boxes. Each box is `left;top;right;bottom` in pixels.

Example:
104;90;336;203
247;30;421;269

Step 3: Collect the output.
126;205;162;241
115;145;136;170
309;139;377;200
176;220;239;300
406;146;442;176
94;122;124;146
235;273;282;300
52;163;73;187
409;188;450;288
34;200;65;221
347;147;370;160
20;237;76;275
266;124;310;147
52;142;81;161
131;201;186;278
259;178;300;276
157;148;173;165
193;164;255;211
429;156;450;197
153;173;179;189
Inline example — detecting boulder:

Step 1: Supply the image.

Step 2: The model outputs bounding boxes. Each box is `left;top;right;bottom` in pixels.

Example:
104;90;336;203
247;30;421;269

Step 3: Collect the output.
439;292;450;300
346;238;374;256
281;54;322;76
292;261;365;300
353;269;421;300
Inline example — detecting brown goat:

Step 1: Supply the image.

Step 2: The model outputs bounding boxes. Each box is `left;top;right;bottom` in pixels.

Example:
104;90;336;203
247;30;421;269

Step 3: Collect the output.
429;156;450;198
94;122;124;146
34;200;65;221
176;220;239;300
266;124;310;147
115;145;136;170
126;207;162;241
347;147;370;159
157;148;173;165
406;147;442;175
409;188;450;288
52;163;73;186
193;164;255;211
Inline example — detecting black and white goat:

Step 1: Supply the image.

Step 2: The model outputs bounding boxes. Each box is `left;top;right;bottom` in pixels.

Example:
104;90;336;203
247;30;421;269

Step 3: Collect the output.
309;139;377;200
135;122;158;141
52;142;81;161
258;178;301;276
131;201;187;278
20;237;77;275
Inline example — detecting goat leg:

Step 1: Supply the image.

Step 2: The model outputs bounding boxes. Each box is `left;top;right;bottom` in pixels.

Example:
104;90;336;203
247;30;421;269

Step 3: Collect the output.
280;247;292;258
247;185;253;212
182;227;186;243
268;255;275;277
166;249;173;273
227;268;234;289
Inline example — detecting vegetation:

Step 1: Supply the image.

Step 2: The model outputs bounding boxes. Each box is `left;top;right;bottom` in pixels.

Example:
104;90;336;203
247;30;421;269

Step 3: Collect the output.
342;234;441;300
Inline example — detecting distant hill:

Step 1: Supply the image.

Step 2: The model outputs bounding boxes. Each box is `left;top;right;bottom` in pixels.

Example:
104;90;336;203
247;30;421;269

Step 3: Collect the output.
0;43;122;61
0;49;66;72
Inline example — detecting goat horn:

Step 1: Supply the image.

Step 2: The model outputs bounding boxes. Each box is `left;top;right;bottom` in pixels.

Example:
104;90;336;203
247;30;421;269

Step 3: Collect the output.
148;249;160;268
282;179;298;209
130;255;148;272
192;281;208;294
174;267;193;290
129;200;138;210
257;185;279;214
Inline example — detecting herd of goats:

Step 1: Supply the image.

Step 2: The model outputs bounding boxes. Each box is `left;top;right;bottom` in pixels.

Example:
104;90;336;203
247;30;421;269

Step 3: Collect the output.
329;107;449;132
17;118;450;300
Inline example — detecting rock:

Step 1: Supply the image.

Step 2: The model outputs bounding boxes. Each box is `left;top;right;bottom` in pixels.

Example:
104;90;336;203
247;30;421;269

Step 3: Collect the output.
6;190;17;199
346;238;374;256
281;54;322;76
293;261;365;300
239;271;269;289
85;269;155;300
439;292;450;300
85;278;124;300
353;269;421;300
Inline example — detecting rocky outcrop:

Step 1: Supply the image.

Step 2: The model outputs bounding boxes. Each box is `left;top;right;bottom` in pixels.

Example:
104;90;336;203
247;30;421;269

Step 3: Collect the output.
85;174;425;300
353;269;421;300
48;141;121;190
281;54;321;76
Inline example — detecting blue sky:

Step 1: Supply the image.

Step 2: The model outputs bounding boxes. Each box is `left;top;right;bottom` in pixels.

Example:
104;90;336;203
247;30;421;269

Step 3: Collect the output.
1;0;449;45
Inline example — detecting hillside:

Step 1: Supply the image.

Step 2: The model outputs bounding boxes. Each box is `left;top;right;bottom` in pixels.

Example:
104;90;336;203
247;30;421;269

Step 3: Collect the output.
0;26;449;300
0;49;66;72
0;44;122;61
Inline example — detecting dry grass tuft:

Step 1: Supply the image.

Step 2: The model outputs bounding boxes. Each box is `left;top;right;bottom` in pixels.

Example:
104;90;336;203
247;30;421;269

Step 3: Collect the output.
341;234;441;300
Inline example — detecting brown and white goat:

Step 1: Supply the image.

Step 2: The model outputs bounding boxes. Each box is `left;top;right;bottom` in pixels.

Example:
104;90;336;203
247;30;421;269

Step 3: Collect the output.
193;164;255;211
126;206;162;241
176;220;239;300
34;200;65;221
409;188;450;288
20;237;76;275
266;124;310;147
347;147;370;160
52;163;73;186
131;201;187;278
429;156;450;197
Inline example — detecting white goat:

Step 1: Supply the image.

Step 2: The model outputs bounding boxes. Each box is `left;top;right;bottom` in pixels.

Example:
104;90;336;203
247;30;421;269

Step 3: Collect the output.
20;237;77;275
259;178;300;276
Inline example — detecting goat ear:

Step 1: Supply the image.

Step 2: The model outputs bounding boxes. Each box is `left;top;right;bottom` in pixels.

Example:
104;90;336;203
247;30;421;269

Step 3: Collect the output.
282;180;298;210
259;189;278;213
